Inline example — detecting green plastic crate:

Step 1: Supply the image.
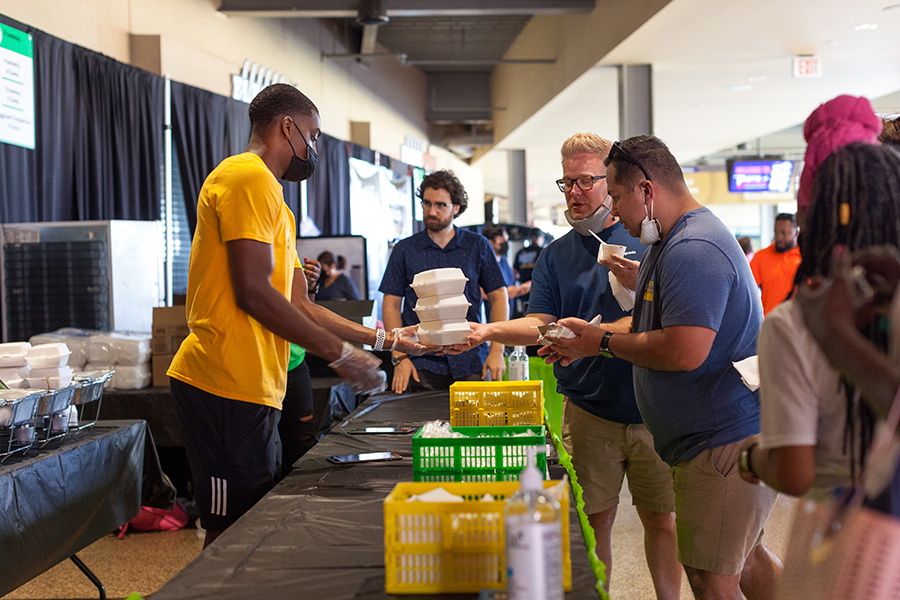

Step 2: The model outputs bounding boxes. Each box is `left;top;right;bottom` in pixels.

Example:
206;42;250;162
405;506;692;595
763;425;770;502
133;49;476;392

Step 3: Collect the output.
412;425;547;482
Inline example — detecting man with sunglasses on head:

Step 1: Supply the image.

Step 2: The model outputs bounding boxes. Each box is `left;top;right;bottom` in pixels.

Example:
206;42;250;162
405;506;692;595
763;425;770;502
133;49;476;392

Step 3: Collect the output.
541;135;781;600
454;133;681;599
379;169;508;393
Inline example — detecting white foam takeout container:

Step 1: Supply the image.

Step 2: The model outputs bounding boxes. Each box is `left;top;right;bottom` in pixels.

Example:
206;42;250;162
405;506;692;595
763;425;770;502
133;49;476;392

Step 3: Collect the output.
410;268;468;298
416;320;470;346
26;374;73;391
0;342;31;368
0;365;30;390
413;294;471;323
25;343;71;369
27;363;74;390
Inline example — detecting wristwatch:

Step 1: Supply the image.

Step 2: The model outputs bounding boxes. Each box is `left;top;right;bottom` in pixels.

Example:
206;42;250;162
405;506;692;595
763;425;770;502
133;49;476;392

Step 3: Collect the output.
599;331;615;358
391;354;409;366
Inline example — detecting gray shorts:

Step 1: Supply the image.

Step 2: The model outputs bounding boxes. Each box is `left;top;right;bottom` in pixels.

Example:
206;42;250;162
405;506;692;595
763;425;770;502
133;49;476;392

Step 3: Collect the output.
561;399;674;515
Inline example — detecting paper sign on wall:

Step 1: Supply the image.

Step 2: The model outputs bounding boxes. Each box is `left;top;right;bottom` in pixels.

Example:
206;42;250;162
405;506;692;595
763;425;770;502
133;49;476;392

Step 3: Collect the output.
0;22;35;150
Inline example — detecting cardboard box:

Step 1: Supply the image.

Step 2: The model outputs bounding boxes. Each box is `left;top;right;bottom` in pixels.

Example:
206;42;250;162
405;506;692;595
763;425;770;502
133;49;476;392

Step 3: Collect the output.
153;353;175;387
152;306;190;356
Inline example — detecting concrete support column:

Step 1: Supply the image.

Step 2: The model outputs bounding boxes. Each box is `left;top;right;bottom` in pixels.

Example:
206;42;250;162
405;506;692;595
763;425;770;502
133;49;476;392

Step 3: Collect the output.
759;205;777;248
508;149;527;224
618;64;653;139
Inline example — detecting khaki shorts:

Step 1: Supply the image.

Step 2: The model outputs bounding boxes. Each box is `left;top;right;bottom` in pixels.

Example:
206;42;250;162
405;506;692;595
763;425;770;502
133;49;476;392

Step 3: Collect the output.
561;399;674;515
672;437;779;575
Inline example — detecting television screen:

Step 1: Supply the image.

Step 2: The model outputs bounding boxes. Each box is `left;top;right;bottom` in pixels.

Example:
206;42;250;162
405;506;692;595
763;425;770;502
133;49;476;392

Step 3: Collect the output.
728;159;795;193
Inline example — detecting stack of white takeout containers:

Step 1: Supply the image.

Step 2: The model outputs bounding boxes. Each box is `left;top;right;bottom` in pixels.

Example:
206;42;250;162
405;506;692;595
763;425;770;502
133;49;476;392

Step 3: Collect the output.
24;342;73;389
0;342;33;389
410;268;471;346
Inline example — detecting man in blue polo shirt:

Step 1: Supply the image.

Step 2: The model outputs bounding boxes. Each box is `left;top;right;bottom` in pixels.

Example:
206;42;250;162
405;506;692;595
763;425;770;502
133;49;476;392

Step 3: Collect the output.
380;170;508;393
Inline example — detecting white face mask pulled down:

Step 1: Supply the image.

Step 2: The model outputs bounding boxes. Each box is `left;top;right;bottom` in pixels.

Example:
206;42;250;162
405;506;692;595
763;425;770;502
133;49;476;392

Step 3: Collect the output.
639;188;661;245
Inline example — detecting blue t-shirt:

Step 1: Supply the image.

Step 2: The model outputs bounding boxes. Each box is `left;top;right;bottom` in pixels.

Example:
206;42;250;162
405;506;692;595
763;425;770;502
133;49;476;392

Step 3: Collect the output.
485;255;516;318
379;226;506;379
632;207;762;466
528;222;647;423
316;273;360;301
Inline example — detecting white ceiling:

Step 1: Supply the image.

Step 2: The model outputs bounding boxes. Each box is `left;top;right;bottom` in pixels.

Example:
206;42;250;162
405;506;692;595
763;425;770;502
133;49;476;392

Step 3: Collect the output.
478;0;900;220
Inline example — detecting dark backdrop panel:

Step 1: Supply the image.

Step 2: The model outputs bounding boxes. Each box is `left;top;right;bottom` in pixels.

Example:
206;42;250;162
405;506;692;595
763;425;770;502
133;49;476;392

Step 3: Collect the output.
0;15;163;224
171;83;304;234
307;133;350;236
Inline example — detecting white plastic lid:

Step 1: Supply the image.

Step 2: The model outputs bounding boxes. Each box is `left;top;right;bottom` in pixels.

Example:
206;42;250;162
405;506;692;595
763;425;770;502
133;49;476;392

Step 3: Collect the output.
519;446;544;491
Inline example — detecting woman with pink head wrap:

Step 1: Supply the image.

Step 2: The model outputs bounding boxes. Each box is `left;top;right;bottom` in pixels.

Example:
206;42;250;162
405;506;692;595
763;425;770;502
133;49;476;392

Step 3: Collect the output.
797;94;883;213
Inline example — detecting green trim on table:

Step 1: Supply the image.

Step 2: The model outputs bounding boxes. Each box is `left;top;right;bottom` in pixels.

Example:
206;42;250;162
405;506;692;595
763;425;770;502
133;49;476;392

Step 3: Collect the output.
544;405;609;600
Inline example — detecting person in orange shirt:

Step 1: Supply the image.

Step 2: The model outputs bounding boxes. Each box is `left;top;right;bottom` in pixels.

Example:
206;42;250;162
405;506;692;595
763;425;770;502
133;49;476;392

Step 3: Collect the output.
750;213;801;315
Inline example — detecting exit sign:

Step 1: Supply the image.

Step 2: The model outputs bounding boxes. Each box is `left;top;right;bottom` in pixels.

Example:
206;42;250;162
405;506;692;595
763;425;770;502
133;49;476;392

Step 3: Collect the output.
793;56;822;78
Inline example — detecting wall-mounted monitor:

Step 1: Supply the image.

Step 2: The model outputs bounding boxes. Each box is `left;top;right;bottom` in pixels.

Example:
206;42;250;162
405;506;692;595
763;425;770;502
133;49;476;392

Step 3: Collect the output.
727;158;795;193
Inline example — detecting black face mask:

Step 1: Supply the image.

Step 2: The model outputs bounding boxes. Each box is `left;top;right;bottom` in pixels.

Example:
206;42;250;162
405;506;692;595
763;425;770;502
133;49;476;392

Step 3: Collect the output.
282;129;318;182
498;241;509;255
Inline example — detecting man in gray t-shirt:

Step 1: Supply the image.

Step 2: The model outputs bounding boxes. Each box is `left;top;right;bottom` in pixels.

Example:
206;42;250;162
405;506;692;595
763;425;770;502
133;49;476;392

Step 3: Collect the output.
540;136;780;600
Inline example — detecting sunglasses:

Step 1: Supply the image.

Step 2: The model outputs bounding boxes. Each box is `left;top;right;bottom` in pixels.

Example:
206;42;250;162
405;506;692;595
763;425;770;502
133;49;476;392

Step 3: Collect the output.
609;141;651;182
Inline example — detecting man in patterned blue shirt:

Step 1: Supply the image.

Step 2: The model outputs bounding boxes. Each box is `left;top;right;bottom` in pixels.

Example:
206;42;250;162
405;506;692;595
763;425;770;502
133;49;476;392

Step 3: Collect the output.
380;170;508;393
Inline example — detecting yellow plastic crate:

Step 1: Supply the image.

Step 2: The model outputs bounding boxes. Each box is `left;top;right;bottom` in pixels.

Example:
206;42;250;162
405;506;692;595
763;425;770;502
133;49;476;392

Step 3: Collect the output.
383;480;571;595
449;381;543;427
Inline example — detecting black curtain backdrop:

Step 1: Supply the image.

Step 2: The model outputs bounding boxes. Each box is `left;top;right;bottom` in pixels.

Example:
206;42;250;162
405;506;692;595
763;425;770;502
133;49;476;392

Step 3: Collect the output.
170;81;309;234
307;133;351;236
0;15;163;224
0;12;400;239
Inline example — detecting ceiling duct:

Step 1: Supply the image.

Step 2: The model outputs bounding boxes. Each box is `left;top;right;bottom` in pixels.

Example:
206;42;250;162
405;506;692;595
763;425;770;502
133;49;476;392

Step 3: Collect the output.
357;0;389;25
357;0;389;58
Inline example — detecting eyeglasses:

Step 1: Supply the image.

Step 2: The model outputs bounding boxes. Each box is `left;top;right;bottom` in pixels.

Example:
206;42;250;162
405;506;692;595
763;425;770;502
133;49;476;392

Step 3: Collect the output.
421;200;453;211
555;175;606;193
609;141;651;182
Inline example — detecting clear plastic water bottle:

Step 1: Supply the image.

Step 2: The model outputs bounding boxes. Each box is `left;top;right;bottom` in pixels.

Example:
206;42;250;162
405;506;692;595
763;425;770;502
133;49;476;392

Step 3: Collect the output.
504;447;563;600
508;346;529;381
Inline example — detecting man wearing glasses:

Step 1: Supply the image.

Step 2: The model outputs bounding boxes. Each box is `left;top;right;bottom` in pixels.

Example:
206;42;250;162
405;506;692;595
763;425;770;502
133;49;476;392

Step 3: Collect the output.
379;169;508;393
456;133;681;599
541;136;780;600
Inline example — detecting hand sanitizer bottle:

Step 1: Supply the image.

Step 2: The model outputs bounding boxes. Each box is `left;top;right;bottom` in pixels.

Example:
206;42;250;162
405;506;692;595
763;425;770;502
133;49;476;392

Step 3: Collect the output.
504;447;562;600
508;346;529;381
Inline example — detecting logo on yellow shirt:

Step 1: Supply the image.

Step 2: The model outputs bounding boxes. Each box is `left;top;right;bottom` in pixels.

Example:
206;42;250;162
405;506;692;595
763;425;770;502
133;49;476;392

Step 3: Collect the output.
643;280;654;302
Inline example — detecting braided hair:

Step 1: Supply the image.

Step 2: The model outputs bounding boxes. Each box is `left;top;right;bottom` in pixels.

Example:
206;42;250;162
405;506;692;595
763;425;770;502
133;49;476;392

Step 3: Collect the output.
797;141;900;479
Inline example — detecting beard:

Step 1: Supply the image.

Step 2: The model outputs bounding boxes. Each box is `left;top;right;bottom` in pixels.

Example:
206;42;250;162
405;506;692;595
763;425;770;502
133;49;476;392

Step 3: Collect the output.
425;213;454;232
774;241;795;253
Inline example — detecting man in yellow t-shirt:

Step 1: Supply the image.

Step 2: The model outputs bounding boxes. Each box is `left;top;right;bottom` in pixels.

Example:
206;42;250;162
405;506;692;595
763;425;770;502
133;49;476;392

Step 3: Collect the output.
168;84;425;547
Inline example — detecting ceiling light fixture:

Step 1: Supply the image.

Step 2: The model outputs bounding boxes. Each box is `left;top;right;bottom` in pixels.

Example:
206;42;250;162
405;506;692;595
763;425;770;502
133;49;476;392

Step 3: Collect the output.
747;76;767;82
853;23;878;31
884;4;900;11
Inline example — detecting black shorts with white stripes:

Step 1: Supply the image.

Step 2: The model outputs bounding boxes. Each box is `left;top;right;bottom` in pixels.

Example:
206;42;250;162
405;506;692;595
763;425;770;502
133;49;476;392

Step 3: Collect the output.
171;378;281;531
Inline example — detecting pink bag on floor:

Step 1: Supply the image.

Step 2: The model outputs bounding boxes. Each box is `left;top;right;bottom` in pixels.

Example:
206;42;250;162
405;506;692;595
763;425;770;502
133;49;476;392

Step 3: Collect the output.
118;502;188;538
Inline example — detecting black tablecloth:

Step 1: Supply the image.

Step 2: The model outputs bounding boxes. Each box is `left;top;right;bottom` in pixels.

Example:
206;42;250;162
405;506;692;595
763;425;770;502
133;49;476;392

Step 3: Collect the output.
151;392;600;600
101;378;355;448
0;420;146;596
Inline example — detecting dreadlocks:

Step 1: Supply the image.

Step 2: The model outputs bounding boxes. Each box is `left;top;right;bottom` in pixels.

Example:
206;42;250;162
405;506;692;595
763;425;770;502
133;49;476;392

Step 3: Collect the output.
797;141;900;479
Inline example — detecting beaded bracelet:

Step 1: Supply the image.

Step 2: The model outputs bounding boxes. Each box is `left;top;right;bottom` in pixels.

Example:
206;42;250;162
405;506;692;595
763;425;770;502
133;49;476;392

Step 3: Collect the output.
373;328;386;351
